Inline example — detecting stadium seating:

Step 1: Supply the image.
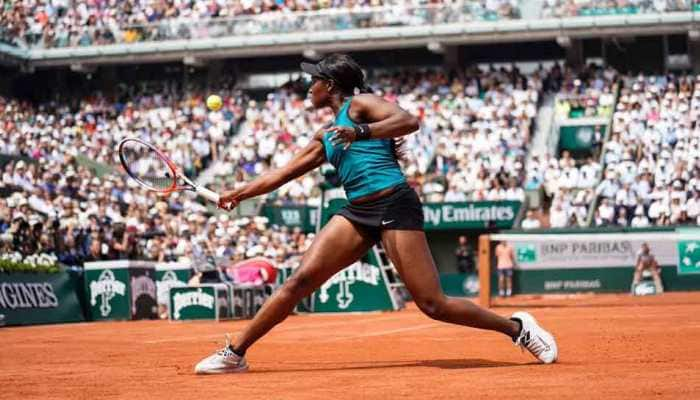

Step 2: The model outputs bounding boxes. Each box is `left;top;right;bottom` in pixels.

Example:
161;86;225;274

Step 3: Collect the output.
0;87;314;266
593;73;700;227
3;61;700;266
0;0;522;49
541;0;692;18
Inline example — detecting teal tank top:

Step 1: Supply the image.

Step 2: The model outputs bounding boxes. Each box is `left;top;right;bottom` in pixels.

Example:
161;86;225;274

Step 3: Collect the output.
322;97;407;201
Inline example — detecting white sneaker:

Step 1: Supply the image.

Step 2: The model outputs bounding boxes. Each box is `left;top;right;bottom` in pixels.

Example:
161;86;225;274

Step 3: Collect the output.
194;334;249;374
511;311;558;364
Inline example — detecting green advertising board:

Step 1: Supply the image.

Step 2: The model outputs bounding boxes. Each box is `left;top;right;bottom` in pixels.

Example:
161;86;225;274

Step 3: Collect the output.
439;273;479;297
558;124;605;156
319;188;520;231
0;269;85;326
422;201;521;230
155;262;191;312
678;240;700;275
84;260;157;321
677;228;700;275
262;205;318;233
169;284;232;321
313;260;396;312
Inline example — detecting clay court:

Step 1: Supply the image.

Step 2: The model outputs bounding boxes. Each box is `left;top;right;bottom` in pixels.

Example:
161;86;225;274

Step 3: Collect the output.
3;292;700;400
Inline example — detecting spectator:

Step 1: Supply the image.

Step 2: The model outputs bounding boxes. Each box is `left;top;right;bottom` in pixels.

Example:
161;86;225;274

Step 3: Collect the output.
454;235;475;274
521;210;542;229
495;240;515;297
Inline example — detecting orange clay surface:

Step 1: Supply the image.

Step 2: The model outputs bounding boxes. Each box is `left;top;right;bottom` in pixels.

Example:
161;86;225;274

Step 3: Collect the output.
3;292;700;400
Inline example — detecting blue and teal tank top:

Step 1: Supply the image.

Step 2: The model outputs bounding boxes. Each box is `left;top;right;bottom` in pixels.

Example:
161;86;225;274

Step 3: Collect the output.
322;97;407;201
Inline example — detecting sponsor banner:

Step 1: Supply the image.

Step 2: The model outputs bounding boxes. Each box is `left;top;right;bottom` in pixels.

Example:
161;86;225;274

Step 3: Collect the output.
155;263;191;308
320;188;520;232
439;273;479;297
313;261;395;312
506;233;677;270
169;284;233;321
677;240;700;275
422;201;520;230
0;270;85;326
511;265;700;294
84;261;157;321
677;229;700;275
511;268;632;294
262;205;318;233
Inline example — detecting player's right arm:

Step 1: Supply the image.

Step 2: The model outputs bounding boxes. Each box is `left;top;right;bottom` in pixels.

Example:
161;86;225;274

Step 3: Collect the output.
218;132;326;210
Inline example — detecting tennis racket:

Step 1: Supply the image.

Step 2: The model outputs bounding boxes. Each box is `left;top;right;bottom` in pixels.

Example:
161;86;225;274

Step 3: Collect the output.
118;137;220;204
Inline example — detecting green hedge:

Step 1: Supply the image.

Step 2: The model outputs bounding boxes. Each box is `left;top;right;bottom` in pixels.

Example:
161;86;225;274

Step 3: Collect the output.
0;253;60;274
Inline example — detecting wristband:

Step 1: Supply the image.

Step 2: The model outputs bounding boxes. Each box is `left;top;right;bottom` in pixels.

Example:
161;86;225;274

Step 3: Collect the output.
354;124;372;140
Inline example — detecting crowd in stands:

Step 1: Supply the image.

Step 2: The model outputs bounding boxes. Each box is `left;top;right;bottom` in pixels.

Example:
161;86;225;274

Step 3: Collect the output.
421;66;539;203
207;66;545;205
0;154;313;269
554;64;617;120
592;73;700;227
1;0;521;49
0;84;314;268
523;69;700;230
524;63;612;229
3;63;700;268
541;0;692;18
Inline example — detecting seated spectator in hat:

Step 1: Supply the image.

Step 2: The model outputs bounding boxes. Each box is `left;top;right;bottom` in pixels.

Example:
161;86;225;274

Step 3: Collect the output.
521;210;541;230
550;202;568;228
630;206;650;228
596;198;615;226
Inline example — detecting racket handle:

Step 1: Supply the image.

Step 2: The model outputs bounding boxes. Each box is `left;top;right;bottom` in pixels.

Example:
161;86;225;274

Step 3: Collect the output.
196;186;220;204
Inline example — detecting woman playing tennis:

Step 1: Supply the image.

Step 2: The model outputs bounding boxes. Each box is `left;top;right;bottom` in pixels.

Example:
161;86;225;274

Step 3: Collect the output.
195;54;557;374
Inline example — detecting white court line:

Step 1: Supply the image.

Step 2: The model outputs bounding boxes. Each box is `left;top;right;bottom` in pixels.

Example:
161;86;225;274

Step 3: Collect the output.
321;323;441;342
144;314;415;344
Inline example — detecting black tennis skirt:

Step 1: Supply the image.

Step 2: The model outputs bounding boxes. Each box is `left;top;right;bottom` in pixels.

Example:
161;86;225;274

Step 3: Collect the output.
336;183;424;242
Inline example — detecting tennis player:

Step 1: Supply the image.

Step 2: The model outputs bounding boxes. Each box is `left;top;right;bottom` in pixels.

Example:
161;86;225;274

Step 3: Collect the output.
195;54;557;374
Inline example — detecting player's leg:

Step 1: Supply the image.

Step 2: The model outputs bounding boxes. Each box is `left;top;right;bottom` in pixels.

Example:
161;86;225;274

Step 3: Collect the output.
506;270;513;297
195;216;374;374
381;229;519;335
232;216;374;352
650;261;664;292
498;270;506;297
632;262;644;287
381;229;558;363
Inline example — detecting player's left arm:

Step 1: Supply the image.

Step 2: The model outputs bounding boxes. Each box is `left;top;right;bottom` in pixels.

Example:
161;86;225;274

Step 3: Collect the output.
328;94;420;147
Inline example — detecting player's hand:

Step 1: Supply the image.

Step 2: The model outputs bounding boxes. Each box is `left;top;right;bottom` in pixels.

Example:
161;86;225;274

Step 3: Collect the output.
218;188;243;211
327;126;356;150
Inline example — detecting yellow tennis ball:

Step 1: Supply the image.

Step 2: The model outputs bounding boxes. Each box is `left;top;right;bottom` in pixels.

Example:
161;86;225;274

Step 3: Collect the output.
206;94;223;111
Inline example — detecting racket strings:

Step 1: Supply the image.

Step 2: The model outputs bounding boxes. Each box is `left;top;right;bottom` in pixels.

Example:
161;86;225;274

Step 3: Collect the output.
121;142;176;191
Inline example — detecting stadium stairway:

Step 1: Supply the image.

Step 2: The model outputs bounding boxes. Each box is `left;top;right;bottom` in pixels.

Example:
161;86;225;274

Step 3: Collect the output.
524;92;557;210
530;92;557;158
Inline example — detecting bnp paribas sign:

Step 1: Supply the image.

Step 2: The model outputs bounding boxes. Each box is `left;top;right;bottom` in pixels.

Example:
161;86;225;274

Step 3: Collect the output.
422;201;521;230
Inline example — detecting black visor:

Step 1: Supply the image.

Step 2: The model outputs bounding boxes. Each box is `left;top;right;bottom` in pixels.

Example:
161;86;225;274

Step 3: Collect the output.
301;61;332;81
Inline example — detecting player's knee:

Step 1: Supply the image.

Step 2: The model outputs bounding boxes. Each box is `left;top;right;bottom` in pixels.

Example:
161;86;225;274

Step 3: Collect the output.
416;296;448;321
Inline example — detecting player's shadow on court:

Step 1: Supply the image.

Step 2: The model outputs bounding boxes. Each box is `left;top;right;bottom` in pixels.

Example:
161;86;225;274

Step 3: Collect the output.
250;358;528;374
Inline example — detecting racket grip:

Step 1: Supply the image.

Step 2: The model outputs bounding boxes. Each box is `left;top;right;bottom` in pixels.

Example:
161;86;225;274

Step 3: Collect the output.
196;186;220;203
